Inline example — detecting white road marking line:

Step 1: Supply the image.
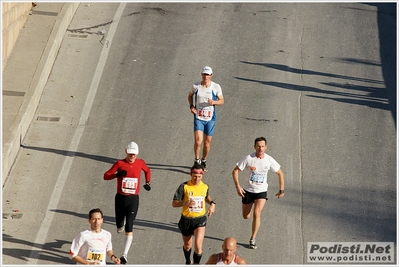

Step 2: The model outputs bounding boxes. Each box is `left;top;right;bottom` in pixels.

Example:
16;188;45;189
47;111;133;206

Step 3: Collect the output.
286;153;293;186
28;3;127;263
288;216;296;255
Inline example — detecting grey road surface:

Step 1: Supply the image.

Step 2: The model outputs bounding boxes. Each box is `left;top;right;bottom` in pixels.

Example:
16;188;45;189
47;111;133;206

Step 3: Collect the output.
2;2;396;265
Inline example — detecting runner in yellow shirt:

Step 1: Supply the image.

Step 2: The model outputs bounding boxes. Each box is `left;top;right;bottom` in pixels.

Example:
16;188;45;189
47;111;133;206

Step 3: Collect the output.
172;163;216;264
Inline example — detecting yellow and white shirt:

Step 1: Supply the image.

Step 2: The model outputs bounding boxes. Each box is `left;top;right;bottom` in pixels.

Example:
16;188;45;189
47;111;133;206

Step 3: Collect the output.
173;180;209;218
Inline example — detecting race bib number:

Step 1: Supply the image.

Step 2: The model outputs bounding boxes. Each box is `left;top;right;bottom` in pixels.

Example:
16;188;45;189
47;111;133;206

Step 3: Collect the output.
197;107;213;121
122;177;138;194
249;171;266;185
87;248;105;263
188;196;204;213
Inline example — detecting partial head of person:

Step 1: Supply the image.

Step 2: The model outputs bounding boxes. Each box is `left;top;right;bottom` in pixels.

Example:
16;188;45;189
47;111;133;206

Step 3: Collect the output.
88;208;104;232
125;141;139;162
201;66;213;77
190;162;204;184
254;137;267;156
222;237;238;260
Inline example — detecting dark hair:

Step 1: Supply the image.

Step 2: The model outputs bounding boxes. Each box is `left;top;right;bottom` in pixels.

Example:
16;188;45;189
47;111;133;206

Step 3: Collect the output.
89;208;103;219
254;137;267;146
191;162;204;172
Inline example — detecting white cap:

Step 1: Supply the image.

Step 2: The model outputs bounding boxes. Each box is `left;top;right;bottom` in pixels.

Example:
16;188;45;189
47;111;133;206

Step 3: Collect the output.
201;66;213;75
126;142;139;154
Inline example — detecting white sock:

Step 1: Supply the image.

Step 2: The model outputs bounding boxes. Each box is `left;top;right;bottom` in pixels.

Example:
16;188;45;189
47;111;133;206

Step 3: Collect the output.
123;235;133;256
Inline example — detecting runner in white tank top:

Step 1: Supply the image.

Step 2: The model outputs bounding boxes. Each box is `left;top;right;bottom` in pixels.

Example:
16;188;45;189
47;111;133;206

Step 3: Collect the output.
206;237;247;265
216;253;238;265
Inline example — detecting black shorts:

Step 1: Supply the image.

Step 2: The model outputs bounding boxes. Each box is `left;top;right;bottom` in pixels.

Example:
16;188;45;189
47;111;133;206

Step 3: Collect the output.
242;190;268;204
178;215;207;236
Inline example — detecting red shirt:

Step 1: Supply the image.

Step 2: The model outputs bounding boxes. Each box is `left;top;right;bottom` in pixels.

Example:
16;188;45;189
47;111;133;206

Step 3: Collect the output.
104;158;151;195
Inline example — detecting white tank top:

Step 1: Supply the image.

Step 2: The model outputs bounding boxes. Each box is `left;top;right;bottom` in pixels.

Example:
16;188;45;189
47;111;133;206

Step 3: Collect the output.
216;253;238;265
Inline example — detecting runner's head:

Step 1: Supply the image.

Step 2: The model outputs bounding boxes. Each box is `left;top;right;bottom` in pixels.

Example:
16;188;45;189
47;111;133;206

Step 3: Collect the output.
222;237;237;261
125;141;139;162
190;163;204;184
89;208;103;219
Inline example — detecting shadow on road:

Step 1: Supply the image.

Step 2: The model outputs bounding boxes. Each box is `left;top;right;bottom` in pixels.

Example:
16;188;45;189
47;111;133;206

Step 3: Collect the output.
236;3;396;126
49;209;180;233
280;185;396;243
2;234;71;264
20;144;191;174
2;209;181;263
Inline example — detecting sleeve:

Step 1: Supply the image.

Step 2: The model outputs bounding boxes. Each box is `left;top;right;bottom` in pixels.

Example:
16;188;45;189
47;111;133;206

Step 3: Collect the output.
215;83;222;96
236;155;249;171
173;183;186;201
142;160;151;183
69;232;84;259
189;83;196;94
104;161;119;180
106;232;113;252
269;156;281;173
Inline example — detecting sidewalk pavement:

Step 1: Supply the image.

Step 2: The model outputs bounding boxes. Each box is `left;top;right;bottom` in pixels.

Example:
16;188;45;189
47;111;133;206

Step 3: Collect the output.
2;2;80;183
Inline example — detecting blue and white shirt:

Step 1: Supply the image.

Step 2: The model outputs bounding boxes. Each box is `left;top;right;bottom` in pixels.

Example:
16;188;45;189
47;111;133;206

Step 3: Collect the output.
236;152;281;193
190;81;223;121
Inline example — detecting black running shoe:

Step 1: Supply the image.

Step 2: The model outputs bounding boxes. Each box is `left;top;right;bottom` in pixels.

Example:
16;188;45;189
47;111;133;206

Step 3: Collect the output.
120;255;127;264
201;160;208;172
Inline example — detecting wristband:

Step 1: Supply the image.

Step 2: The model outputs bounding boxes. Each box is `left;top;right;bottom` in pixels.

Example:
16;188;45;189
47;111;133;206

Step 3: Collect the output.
190;104;195;109
279;190;284;194
111;255;116;260
210;201;216;205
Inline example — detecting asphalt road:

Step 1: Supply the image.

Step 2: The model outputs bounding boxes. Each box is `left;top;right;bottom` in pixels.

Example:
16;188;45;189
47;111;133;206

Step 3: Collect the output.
2;2;396;265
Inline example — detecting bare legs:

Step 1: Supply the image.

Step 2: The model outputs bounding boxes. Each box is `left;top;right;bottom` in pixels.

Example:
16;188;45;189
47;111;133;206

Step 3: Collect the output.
194;131;212;161
182;226;205;264
242;198;266;240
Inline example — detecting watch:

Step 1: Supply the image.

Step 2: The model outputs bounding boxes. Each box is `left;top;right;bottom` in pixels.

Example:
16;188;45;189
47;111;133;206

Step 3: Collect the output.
210;201;216;205
190;104;195;109
279;190;284;194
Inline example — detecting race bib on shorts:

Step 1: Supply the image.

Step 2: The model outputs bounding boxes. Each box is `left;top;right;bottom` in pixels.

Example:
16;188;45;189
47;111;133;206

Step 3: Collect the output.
122;177;138;194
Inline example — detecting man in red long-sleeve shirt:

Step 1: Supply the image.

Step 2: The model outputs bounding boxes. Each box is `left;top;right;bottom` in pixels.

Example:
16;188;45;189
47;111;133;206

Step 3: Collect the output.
104;141;151;264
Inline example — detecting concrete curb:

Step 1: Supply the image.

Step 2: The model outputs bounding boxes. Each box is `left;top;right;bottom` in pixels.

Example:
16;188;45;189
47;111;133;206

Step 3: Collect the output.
2;3;80;182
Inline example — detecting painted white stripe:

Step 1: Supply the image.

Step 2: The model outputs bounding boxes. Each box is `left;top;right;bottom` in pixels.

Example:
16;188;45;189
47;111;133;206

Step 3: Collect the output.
287;216;296;256
286;153;293;186
286;100;293;128
28;3;127;263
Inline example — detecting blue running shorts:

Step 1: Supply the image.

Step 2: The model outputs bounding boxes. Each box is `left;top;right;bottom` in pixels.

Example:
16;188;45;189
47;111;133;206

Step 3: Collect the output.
194;118;215;136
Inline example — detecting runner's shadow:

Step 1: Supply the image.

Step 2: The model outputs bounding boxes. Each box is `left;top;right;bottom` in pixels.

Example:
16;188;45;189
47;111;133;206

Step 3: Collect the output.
2;234;70;264
147;163;191;175
20;144;117;164
50;209;180;233
20;145;191;174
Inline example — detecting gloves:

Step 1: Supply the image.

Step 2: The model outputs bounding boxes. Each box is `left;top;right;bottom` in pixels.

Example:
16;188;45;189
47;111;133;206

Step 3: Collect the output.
143;182;151;191
116;170;127;177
